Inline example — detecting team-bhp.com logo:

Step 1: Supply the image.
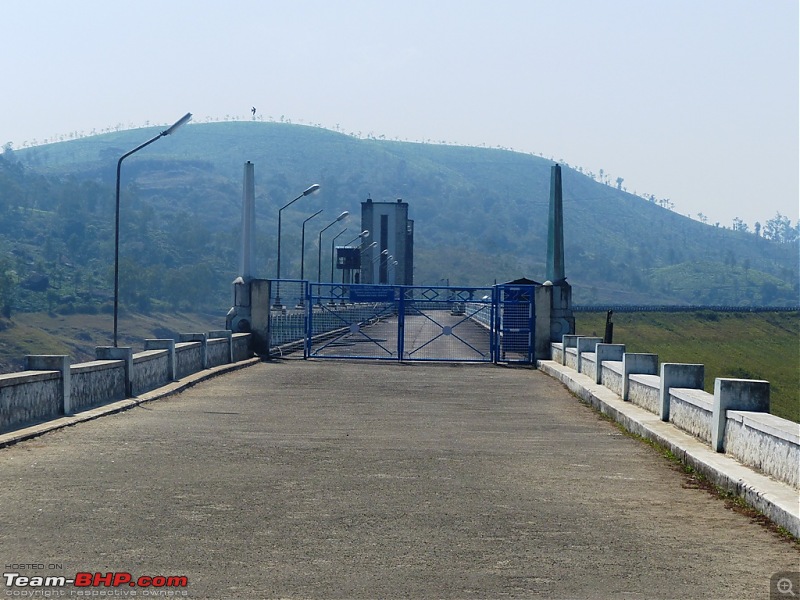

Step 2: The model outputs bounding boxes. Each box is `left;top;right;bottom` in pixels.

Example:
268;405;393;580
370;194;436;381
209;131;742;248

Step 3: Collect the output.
4;571;188;592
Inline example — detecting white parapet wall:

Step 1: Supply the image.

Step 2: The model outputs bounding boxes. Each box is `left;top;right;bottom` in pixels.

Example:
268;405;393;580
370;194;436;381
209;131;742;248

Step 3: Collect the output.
176;341;204;379
627;374;661;415
207;335;232;368
596;343;625;385
580;352;597;382
1;332;252;435
547;338;799;493
551;343;564;364
659;363;704;422
601;360;624;397
232;333;251;362
576;336;603;376
131;350;171;396
0;371;61;430
71;359;127;412
724;411;800;489
622;353;658;401
562;335;581;370
669;388;714;444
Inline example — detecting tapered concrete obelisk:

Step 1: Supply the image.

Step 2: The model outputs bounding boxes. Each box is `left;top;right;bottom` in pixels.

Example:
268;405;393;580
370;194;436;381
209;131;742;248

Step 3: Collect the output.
545;164;574;341
226;161;257;333
547;164;565;283
240;161;256;281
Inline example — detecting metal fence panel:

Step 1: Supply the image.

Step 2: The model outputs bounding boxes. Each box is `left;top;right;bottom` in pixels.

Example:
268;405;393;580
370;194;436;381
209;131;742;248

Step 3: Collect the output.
495;284;535;364
307;283;399;359
400;286;494;362
266;280;534;364
267;280;308;355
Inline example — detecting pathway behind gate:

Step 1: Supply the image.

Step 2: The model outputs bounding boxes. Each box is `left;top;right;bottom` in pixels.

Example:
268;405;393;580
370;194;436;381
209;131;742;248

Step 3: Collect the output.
1;361;797;599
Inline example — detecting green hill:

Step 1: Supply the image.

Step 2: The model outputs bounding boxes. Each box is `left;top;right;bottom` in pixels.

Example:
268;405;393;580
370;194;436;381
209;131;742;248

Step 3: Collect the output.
1;121;797;317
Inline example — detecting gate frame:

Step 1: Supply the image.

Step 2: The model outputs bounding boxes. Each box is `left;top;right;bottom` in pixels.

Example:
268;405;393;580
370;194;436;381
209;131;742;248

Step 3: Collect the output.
300;282;535;364
493;283;536;364
397;285;496;363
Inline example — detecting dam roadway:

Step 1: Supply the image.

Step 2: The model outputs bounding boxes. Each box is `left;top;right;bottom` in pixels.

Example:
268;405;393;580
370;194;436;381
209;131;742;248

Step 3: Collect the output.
0;360;796;599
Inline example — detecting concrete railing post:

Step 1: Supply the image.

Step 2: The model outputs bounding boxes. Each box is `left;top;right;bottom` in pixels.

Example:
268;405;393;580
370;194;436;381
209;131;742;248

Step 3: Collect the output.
622;353;658;401
25;355;71;416
712;378;770;453
179;333;208;369
659;363;704;422
595;344;625;384
209;330;234;363
144;339;177;381
561;334;581;366
576;336;603;374
96;347;133;398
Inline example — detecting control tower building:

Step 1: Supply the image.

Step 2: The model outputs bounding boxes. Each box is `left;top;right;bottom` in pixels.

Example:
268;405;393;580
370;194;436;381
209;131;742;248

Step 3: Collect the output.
360;198;414;285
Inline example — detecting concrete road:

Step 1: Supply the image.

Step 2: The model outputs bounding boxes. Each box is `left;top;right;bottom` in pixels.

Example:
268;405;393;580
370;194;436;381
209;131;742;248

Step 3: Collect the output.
1;360;797;599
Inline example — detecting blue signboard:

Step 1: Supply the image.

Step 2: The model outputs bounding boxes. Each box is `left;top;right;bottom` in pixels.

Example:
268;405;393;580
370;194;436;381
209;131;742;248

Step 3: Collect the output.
349;285;396;302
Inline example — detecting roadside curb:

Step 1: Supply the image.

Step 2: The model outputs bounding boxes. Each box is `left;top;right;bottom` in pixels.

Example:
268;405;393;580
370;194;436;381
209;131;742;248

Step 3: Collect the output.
537;359;800;538
0;356;262;449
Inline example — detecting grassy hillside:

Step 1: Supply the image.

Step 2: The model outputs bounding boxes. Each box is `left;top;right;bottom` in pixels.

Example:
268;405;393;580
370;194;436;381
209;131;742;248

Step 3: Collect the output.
574;310;799;422
5;121;797;309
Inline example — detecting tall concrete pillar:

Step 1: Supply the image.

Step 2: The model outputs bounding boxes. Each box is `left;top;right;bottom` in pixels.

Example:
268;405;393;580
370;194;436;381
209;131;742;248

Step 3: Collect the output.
546;164;565;283
241;161;256;281
545;164;574;341
226;161;256;333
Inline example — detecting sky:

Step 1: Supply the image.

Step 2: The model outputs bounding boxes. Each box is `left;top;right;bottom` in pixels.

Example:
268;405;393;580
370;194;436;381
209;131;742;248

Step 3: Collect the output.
2;0;797;228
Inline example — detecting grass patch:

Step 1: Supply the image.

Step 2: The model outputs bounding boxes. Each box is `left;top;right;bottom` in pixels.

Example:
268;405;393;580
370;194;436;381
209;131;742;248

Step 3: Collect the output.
575;311;799;422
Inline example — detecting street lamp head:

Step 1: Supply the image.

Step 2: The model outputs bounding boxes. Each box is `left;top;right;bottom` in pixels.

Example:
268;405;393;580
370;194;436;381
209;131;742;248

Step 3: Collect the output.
162;112;192;136
303;183;321;196
381;249;388;255
336;211;349;222
360;230;369;238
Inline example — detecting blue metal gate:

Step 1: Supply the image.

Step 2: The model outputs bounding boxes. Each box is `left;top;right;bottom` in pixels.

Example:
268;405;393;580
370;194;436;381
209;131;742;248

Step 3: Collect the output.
306;283;399;360
494;284;536;364
400;285;494;362
297;282;534;363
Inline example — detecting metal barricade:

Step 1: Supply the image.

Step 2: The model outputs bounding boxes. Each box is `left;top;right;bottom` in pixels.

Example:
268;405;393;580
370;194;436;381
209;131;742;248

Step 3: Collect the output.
267;281;535;364
494;284;536;364
400;286;494;362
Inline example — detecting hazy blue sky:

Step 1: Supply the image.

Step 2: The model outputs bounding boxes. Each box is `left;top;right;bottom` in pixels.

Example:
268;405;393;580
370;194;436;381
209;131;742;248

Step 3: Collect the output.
2;0;797;227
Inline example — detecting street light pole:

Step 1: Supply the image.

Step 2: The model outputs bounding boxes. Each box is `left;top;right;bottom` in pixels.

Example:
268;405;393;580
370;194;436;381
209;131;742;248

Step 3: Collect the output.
301;209;323;281
275;183;320;307
317;211;349;284
114;112;191;347
358;241;377;284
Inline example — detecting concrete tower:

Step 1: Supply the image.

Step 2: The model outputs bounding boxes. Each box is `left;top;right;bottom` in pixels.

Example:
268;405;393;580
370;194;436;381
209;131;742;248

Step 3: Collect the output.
360;198;414;285
545;164;574;341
